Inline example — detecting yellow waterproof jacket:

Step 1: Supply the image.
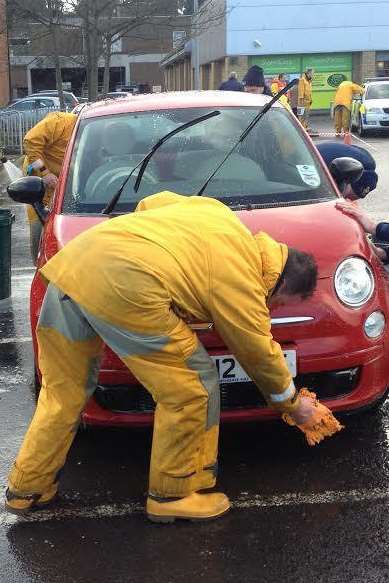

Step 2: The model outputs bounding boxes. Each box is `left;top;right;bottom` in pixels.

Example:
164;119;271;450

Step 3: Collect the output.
298;75;312;107
41;192;294;408
23;112;77;222
23;112;77;177
335;81;364;110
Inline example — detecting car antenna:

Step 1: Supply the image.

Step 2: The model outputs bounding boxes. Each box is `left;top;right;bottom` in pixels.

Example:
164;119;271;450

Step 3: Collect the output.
197;79;299;196
102;110;221;214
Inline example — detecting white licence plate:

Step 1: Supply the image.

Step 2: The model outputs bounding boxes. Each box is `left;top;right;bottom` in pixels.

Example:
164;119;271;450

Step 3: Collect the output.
212;351;297;384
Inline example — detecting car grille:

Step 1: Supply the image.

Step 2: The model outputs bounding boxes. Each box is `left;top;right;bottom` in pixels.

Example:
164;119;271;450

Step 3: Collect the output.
94;367;360;414
380;120;389;126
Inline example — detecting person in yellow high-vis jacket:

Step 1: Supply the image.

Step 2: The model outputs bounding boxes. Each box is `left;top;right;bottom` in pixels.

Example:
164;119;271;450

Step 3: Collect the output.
334;80;364;135
23;112;77;264
271;73;290;109
298;69;313;130
6;192;319;522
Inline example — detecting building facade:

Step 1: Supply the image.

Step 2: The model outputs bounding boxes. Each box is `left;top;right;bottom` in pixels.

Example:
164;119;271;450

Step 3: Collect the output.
9;14;190;98
0;0;10;106
162;0;389;109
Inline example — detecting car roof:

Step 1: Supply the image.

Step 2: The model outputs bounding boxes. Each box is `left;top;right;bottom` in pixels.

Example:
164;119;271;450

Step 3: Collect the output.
31;90;74;95
80;90;280;119
11;95;60;103
365;80;389;86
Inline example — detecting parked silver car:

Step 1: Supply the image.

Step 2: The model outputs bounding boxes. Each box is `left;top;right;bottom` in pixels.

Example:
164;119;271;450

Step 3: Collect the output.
351;79;389;136
0;96;60;153
4;95;61;123
29;90;79;110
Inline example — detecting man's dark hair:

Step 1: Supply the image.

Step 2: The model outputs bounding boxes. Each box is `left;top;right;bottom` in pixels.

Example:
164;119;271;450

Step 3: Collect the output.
278;248;318;300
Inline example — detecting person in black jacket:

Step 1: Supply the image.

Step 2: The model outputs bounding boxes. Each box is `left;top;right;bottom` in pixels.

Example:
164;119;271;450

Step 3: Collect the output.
219;72;243;91
316;141;378;200
242;65;272;96
317;142;386;261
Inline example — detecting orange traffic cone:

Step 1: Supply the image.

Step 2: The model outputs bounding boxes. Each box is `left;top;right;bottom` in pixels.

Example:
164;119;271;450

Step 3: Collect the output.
343;132;352;145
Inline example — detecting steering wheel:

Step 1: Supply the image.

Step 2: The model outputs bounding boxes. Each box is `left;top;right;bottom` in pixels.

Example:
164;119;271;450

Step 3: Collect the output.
85;160;158;201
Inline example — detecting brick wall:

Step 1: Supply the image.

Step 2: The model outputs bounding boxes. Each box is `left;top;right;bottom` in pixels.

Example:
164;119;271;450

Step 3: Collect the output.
130;62;164;88
360;51;377;81
226;56;248;84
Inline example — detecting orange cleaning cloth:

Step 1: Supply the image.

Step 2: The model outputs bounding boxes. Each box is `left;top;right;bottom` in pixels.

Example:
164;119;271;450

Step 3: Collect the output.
282;388;344;446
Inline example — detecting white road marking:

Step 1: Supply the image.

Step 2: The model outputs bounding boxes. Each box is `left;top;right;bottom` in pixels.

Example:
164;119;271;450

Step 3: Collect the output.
11;267;35;272
350;133;379;152
0;336;32;344
315;131;379;152
0;487;387;526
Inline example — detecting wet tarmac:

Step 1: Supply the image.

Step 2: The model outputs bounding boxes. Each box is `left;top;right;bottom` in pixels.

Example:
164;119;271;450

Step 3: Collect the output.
0;120;389;583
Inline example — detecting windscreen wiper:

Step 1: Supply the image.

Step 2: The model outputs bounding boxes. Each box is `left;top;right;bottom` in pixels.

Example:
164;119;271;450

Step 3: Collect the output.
102;110;221;214
197;79;298;196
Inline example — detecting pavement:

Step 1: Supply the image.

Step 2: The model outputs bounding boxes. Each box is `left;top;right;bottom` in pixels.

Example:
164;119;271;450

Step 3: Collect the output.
0;117;389;583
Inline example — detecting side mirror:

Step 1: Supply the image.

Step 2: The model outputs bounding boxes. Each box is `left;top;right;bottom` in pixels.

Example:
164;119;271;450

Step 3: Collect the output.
329;157;364;191
7;176;45;205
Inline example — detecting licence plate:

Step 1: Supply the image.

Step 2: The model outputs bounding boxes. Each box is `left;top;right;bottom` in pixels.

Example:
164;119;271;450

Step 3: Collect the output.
212;351;297;384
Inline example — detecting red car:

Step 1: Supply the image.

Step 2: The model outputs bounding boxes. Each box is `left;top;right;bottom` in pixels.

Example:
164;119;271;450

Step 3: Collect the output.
17;91;389;426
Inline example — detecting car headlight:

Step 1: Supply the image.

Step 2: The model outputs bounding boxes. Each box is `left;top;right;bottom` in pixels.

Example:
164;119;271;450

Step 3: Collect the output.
364;311;385;338
366;107;382;113
335;257;374;307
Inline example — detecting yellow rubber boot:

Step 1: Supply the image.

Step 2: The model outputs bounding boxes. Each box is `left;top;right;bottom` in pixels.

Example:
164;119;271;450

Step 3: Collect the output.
5;483;58;515
146;492;231;523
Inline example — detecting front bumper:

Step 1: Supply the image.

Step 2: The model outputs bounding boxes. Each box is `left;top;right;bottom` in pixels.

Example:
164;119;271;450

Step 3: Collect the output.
81;344;389;427
363;113;389;129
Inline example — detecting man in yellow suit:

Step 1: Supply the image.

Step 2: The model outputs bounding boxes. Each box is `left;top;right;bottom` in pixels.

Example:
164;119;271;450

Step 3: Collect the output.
23;111;77;263
6;192;319;523
334;80;364;135
298;68;313;130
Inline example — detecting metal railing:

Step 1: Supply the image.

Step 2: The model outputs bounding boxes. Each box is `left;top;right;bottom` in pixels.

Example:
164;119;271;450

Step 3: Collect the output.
0;106;60;155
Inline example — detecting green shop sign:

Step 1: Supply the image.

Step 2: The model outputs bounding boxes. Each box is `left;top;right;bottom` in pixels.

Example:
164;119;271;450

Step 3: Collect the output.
312;71;351;91
249;55;301;74
302;53;352;72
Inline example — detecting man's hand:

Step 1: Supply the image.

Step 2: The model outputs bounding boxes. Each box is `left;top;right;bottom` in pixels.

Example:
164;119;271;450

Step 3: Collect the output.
42;173;58;190
288;395;318;425
371;243;387;261
336;200;377;235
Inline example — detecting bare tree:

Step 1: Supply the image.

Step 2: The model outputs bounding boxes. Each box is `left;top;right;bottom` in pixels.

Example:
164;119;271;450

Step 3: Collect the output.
47;0;67;110
11;0;70;110
9;0;226;101
72;0;180;101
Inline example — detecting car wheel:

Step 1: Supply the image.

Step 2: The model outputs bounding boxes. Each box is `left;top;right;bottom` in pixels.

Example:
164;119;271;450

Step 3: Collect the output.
357;115;367;137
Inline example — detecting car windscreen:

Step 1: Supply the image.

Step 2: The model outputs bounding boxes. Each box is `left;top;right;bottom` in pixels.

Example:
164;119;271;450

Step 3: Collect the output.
63;106;336;214
366;84;389;99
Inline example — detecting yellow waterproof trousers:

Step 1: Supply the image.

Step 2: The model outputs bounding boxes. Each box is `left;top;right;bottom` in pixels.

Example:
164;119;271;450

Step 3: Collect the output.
334;106;351;134
8;283;220;499
299;105;311;130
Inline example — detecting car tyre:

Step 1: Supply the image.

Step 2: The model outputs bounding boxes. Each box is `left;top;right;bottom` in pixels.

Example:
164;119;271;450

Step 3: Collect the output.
357;115;367;137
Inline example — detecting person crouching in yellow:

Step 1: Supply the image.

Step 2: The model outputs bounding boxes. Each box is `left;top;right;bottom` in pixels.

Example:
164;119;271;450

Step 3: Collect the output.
334;80;364;136
23;111;77;264
6;191;337;523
